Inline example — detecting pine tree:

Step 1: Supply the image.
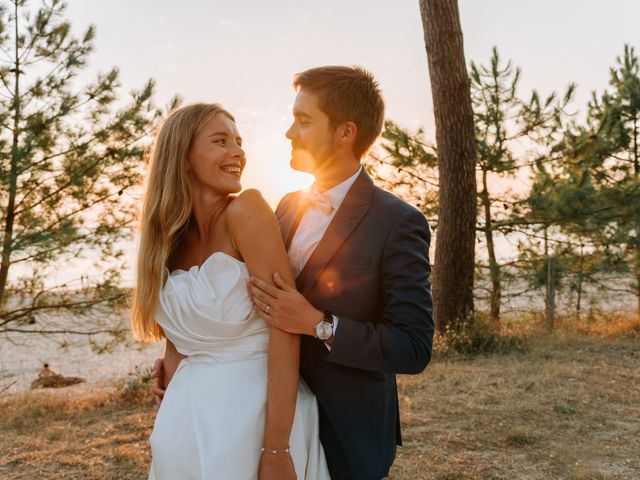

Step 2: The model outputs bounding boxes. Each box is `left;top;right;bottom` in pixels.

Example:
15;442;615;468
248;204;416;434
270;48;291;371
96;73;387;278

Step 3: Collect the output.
471;47;575;323
518;128;626;327
0;0;177;336
594;45;640;314
562;44;640;315
367;120;438;220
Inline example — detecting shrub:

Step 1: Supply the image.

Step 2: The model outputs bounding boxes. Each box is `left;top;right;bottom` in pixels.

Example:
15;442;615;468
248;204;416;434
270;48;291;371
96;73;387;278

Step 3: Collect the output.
433;317;526;356
121;365;154;401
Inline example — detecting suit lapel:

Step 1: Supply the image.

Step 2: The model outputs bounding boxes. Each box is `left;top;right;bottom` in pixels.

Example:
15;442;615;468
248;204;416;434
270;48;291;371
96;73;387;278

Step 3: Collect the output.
297;169;375;294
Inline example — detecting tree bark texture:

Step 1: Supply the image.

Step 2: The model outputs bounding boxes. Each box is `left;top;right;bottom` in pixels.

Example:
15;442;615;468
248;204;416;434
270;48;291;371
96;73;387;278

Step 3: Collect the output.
419;0;477;330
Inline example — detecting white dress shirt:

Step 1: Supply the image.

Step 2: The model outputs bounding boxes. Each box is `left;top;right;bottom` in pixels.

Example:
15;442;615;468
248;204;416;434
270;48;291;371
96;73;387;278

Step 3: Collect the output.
288;166;362;277
288;165;362;347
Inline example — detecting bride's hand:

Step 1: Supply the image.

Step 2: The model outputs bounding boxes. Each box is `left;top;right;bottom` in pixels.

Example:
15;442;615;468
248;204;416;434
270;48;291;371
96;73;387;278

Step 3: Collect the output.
151;358;166;408
258;451;296;480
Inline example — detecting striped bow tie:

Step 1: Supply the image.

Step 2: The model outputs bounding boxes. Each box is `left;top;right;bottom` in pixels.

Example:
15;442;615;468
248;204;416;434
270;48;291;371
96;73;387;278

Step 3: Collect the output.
307;191;333;216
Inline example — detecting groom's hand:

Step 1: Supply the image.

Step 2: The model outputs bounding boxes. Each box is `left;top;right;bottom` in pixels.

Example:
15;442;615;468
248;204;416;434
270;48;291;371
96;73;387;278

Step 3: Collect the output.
151;358;166;407
249;272;322;336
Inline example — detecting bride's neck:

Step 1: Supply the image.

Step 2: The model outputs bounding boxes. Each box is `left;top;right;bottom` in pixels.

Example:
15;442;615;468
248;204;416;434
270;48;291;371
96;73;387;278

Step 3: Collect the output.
189;193;229;243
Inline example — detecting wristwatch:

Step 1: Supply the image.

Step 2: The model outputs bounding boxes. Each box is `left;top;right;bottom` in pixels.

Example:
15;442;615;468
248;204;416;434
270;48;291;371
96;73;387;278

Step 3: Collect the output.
314;310;334;341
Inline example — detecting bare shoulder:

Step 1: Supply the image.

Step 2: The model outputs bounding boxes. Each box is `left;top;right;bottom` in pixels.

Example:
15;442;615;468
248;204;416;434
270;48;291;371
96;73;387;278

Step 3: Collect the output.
225;189;274;229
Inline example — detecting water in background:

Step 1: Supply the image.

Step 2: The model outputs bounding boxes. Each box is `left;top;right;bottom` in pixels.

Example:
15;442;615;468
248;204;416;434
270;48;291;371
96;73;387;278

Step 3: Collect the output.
1;275;636;394
0;309;163;394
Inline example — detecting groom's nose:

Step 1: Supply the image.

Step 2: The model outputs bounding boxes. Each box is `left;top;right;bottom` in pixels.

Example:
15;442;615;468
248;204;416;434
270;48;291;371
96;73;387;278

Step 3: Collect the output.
285;123;296;140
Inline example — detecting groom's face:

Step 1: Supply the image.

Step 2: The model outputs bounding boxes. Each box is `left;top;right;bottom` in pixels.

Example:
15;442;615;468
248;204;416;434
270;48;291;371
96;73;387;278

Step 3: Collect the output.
286;89;338;174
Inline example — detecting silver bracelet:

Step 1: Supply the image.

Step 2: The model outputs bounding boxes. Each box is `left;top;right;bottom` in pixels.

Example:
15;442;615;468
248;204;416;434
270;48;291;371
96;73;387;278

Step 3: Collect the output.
261;446;290;454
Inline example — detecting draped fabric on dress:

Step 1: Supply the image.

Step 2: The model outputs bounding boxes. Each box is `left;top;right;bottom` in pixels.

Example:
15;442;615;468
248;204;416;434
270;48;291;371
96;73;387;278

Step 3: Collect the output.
148;252;329;480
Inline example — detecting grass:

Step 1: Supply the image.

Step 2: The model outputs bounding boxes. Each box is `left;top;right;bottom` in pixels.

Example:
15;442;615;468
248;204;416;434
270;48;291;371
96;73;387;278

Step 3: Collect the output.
1;327;638;479
392;332;639;479
0;383;153;480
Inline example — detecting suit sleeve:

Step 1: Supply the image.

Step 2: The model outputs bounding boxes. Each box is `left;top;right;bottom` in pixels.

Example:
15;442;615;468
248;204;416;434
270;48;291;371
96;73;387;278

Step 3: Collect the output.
326;208;434;374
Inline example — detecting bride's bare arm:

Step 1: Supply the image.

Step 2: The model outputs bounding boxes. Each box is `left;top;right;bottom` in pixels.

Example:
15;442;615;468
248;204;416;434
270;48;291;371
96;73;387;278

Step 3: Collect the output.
226;189;299;473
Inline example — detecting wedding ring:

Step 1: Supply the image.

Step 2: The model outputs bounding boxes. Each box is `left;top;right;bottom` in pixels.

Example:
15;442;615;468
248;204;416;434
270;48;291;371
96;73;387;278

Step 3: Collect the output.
265;305;271;315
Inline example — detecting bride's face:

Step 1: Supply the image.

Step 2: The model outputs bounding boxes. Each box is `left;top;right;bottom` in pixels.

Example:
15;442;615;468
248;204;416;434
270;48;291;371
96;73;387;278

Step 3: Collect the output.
187;113;246;196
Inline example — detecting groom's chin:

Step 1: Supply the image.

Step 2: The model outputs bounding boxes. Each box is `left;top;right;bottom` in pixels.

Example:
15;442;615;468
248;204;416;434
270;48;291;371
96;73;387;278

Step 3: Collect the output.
290;160;310;173
290;151;315;173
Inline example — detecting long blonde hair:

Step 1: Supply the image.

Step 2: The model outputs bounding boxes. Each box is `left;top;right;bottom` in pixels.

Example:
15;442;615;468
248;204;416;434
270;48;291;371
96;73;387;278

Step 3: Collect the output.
131;103;235;342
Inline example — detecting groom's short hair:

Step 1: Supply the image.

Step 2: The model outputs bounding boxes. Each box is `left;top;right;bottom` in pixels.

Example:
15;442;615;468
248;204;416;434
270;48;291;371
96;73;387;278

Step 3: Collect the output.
293;65;385;159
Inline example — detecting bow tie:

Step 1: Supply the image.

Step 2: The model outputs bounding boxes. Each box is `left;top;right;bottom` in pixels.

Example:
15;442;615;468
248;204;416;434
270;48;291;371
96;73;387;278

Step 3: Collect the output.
307;190;333;216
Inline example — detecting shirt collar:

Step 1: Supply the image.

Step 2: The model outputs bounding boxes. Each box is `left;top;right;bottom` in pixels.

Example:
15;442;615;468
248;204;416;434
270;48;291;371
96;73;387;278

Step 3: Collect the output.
310;165;362;213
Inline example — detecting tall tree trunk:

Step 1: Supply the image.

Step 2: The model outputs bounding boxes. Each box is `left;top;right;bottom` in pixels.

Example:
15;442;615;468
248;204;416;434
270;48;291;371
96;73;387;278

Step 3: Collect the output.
633;115;638;175
635;265;640;318
481;167;501;322
419;0;477;331
544;226;555;331
576;242;584;320
633;115;640;316
0;2;21;307
546;257;556;331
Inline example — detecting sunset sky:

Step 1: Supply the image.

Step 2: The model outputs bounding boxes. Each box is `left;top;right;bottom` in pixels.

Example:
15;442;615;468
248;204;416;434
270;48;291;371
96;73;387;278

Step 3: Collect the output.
64;0;640;206
16;0;639;285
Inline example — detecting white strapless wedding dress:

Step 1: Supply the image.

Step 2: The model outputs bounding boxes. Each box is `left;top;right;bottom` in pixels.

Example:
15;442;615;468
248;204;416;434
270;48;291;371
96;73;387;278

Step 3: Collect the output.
148;252;329;480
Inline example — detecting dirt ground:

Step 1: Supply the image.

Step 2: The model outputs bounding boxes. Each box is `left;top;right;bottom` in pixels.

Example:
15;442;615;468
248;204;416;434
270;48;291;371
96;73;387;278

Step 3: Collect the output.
1;333;638;480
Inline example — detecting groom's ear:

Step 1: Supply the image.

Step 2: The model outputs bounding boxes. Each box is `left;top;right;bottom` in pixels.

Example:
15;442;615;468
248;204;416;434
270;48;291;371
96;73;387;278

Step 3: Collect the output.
337;121;358;146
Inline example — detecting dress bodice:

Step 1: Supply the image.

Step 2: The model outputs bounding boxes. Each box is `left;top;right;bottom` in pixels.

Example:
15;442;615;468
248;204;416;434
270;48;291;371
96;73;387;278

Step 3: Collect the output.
155;252;269;360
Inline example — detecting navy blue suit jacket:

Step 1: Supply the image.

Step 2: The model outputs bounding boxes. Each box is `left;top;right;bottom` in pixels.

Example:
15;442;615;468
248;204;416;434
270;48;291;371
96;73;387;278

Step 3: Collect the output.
276;169;434;480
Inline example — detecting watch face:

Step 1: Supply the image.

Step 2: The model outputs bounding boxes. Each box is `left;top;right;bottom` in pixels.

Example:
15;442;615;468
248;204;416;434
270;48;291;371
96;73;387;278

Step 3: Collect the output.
316;321;333;340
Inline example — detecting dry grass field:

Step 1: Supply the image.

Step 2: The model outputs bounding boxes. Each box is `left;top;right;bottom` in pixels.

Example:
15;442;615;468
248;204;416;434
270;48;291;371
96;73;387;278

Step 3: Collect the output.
1;319;638;480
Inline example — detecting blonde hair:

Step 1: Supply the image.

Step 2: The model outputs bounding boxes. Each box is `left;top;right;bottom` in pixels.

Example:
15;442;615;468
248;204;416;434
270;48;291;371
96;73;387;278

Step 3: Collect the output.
131;103;235;342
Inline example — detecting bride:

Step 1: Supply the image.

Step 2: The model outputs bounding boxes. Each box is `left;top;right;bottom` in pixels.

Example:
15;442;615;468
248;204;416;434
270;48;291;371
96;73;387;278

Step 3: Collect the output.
131;103;329;479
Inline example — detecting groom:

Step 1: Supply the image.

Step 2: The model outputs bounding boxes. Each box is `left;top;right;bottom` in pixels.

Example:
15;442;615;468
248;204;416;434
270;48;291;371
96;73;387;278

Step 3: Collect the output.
247;66;434;479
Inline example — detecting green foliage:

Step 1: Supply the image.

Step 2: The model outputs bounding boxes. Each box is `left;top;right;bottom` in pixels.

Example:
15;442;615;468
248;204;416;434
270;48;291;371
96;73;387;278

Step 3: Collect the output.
121;364;154;402
434;317;526;357
0;0;179;335
379;45;640;324
527;44;640;313
523;253;565;290
587;46;640;269
553;404;576;415
471;47;575;323
367;119;438;219
124;364;153;393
